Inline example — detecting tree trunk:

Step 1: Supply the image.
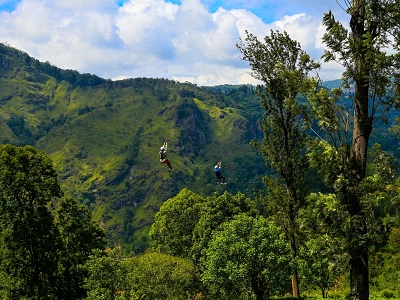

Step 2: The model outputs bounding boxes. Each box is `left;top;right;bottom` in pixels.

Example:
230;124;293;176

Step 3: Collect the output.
348;0;372;299
348;80;371;300
289;217;300;298
352;76;371;181
348;75;371;299
349;247;369;300
286;192;300;298
292;272;300;298
290;224;300;298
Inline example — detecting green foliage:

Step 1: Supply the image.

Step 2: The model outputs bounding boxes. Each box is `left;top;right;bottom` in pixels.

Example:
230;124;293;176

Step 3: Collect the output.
298;235;348;298
0;144;62;299
322;3;400;112
237;29;321;297
310;1;400;297
1;36;400;300
369;247;400;298
1;41;399;260
84;247;128;300
125;252;199;300
201;214;291;300
192;191;257;264
0;144;108;299
84;250;199;300
55;197;107;299
149;188;204;258
307;142;398;248
305;144;400;299
307;140;353;191
307;85;350;141
236;29;318;203
389;228;400;252
0;43;105;86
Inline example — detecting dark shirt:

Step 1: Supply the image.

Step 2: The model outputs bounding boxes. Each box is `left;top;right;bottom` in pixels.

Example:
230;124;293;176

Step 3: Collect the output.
160;150;167;161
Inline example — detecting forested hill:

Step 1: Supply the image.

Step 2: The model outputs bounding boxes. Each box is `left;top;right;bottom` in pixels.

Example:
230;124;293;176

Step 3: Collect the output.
1;43;398;254
0;43;268;253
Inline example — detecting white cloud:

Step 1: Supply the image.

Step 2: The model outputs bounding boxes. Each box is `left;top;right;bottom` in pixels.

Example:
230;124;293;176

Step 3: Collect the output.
270;14;323;59
116;0;177;46
319;60;345;82
0;0;344;85
230;8;270;38
7;1;54;43
52;0;115;10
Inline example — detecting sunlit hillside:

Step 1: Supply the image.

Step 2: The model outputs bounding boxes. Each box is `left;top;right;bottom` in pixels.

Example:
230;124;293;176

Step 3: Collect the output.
0;43;267;253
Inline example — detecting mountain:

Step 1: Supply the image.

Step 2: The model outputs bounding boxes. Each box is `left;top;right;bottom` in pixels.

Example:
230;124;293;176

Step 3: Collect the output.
1;43;398;254
0;43;268;253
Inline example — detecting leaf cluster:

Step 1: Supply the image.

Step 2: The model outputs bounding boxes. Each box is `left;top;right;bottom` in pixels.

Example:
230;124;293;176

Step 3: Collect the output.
0;144;106;299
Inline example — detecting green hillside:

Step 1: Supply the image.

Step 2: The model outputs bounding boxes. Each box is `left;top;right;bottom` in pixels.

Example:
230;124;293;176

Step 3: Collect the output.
0;43;267;253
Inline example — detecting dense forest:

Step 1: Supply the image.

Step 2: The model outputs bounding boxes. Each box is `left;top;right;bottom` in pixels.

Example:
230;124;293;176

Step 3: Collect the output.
2;0;400;298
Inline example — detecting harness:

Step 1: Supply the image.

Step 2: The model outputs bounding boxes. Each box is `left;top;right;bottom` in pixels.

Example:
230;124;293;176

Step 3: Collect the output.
159;149;167;161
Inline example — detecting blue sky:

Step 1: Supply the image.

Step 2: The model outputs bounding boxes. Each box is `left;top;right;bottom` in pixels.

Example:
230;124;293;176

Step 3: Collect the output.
0;0;349;85
0;0;18;11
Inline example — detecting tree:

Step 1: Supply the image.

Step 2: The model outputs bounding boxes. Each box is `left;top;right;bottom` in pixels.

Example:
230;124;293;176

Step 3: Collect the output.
125;252;199;300
309;1;400;298
298;235;347;298
192;191;258;265
84;247;128;300
0;144;62;298
307;141;398;298
55;197;106;299
201;214;291;300
149;188;203;258
237;30;320;298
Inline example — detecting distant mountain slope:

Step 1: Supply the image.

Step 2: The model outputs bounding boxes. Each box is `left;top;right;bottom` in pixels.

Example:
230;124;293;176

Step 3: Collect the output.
0;43;267;253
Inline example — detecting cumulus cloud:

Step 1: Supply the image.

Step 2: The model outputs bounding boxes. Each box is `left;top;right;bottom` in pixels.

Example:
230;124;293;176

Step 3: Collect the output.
0;0;345;85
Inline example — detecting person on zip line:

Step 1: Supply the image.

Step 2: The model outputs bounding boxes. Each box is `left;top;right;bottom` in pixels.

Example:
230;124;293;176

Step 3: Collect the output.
159;140;173;170
214;161;226;184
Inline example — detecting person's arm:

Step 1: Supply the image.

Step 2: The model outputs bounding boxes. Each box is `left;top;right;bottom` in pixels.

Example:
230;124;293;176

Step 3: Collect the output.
164;140;168;150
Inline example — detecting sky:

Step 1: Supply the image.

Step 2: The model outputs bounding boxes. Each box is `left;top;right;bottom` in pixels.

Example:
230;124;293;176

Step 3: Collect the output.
0;0;351;86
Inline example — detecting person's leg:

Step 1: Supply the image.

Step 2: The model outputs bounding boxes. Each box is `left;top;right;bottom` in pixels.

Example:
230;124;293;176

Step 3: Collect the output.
166;159;172;170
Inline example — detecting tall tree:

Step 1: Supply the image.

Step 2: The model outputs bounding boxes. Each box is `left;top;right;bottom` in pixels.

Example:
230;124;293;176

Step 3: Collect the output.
149;188;203;258
314;1;400;299
237;30;320;298
55;197;106;299
192;191;257;265
0;144;62;299
201;214;291;300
